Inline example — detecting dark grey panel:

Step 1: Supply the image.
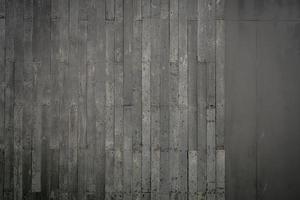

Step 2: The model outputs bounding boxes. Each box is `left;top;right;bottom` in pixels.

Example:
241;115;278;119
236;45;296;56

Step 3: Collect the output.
226;0;300;20
257;22;300;200
226;0;300;199
225;21;257;200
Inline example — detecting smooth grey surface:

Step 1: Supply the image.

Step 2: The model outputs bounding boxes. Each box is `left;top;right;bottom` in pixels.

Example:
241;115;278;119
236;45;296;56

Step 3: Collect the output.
226;0;300;199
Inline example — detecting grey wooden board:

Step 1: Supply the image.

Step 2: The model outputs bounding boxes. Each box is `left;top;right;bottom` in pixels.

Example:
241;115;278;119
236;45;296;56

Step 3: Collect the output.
0;0;224;199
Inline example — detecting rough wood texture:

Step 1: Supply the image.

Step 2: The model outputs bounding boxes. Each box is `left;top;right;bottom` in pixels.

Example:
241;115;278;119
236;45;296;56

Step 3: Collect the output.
0;0;225;199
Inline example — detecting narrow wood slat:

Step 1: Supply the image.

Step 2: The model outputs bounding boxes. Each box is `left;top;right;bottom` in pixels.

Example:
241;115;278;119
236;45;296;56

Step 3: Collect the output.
105;21;115;195
132;19;142;196
94;0;106;199
179;0;188;198
197;0;216;62
3;0;15;199
215;17;225;200
77;0;88;199
159;18;170;200
123;0;133;197
39;1;51;199
216;149;225;200
150;18;161;200
14;0;24;199
169;1;179;198
114;0;124;195
0;1;4;194
216;19;225;149
187;20;198;151
197;62;207;200
105;0;115;20
141;17;151;193
207;61;216;200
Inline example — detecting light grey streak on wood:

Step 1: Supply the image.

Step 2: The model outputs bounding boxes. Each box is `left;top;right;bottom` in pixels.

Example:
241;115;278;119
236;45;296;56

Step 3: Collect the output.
114;0;124;193
216;149;225;200
141;17;151;193
216;19;225;148
197;62;207;199
197;0;216;62
132;19;142;195
105;0;115;20
150;18;161;199
133;0;142;21
178;0;188;197
142;0;151;19
105;22;115;194
215;0;225;19
207;62;216;200
160;0;169;19
187;20;198;151
169;0;178;63
159;18;170;199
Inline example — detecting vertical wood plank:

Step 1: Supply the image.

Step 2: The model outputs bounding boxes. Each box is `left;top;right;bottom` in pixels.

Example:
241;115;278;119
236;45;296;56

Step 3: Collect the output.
207;64;216;200
105;21;115;196
132;19;142;198
216;19;225;150
133;0;142;21
0;0;4;198
86;0;100;197
215;6;225;198
50;0;66;199
31;0;41;194
178;0;188;198
94;0;106;199
105;0;115;21
216;149;225;200
188;151;198;200
141;17;151;194
197;62;207;200
4;0;15;199
124;0;133;107
159;16;170;200
39;1;51;199
215;0;225;20
123;0;133;198
59;0;71;199
14;0;24;199
187;20;198;152
187;19;198;200
77;0;88;199
142;0;150;19
150;18;160;200
114;0;124;197
160;0;169;20
150;0;160;18
198;1;216;200
198;0;215;62
0;6;5;200
169;0;179;198
187;0;198;20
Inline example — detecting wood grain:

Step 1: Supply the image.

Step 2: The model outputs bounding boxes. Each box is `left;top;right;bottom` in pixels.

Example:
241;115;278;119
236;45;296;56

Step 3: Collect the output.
0;0;224;199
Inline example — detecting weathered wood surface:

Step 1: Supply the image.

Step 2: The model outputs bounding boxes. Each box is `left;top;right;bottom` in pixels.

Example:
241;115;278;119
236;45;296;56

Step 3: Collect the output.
0;0;225;199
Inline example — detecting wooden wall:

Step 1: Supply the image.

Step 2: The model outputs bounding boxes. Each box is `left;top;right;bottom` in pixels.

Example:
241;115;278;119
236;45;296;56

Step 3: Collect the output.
0;0;225;199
